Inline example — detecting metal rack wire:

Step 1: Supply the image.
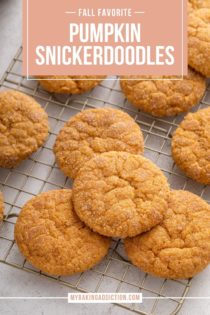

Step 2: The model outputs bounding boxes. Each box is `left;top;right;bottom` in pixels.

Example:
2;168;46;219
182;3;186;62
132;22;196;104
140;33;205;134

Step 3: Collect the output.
0;47;209;315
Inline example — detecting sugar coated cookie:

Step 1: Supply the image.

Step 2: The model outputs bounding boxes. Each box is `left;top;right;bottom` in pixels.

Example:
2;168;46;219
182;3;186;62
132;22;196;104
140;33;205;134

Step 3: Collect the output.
125;190;210;279
189;0;210;9
38;76;106;94
172;107;210;185
0;90;49;168
188;8;210;77
54;108;144;179
73;152;170;238
15;189;111;275
120;68;206;117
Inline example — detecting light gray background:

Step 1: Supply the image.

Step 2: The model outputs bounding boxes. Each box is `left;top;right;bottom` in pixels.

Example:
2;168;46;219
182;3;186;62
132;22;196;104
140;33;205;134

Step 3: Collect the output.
0;1;209;314
0;0;21;79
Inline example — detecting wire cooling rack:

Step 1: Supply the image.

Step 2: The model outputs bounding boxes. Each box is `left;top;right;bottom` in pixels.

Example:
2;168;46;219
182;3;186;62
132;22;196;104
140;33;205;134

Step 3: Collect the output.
0;47;210;315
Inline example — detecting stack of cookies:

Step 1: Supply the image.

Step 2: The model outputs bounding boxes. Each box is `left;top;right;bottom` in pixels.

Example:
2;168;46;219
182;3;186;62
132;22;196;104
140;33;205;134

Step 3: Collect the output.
120;0;210;117
1;0;210;282
14;108;210;280
120;0;210;185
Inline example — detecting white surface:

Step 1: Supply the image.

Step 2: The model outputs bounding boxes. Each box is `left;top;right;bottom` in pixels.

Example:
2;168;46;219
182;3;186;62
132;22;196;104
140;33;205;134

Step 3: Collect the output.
179;266;210;315
0;1;210;315
0;263;209;315
0;0;22;79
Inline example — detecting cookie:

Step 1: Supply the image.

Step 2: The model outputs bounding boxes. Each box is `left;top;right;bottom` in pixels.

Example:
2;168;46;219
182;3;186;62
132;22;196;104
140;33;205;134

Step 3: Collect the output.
188;1;194;13
73;152;170;238
38;76;106;94
189;0;210;9
120;68;206;117
54;108;144;179
0;90;49;168
0;192;4;221
188;8;210;77
15;189;111;276
172;107;210;185
125;190;210;279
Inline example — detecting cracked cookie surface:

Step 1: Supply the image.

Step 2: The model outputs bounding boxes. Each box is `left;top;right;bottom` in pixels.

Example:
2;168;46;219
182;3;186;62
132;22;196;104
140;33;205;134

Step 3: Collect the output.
189;0;210;9
188;8;210;77
0;90;49;168
172;107;210;185
73;152;170;238
120;68;205;117
54;108;144;179
38;76;106;94
125;190;210;279
0;192;4;222
15;189;111;275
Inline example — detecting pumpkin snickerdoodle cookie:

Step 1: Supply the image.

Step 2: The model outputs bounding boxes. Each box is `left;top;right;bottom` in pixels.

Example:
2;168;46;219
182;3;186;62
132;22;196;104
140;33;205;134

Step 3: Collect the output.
172;107;210;185
73;152;170;238
125;190;210;279
0;192;4;222
0;90;49;168
54;108;144;179
15;189;111;276
188;8;210;77
38;76;106;94
120;68;206;117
